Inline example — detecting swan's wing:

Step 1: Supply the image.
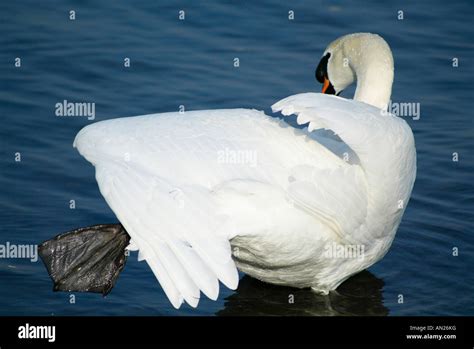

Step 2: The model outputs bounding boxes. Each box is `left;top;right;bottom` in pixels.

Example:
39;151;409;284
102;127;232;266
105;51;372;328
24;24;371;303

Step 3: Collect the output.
272;92;388;154
73;108;346;308
271;93;386;242
274;93;418;244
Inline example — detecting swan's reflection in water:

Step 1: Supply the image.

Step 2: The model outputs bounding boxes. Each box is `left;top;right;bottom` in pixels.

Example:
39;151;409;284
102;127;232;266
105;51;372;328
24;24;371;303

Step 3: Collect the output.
217;271;388;316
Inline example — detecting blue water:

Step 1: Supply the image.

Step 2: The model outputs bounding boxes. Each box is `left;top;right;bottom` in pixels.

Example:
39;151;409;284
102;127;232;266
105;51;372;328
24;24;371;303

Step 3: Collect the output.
1;0;473;316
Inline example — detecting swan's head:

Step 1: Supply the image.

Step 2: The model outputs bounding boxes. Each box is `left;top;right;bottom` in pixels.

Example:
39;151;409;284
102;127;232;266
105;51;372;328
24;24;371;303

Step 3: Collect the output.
315;33;394;109
315;35;356;96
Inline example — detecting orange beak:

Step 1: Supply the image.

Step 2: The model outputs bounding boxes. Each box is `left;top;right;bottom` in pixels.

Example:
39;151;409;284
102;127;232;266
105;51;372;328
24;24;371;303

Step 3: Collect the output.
322;77;330;94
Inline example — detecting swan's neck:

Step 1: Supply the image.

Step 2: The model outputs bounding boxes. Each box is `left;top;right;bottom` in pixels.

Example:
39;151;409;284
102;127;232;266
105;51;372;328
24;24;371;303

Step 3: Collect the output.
353;59;393;110
344;34;394;110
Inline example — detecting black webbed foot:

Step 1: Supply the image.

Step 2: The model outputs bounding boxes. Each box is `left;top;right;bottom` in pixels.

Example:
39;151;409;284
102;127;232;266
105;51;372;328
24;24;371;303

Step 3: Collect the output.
39;224;130;296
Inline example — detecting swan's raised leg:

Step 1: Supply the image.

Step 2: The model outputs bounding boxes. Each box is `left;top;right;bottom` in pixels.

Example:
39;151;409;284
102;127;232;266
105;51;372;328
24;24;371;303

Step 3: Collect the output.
38;224;130;296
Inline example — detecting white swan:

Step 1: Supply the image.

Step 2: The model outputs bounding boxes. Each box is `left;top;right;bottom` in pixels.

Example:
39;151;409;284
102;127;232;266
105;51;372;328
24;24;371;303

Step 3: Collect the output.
73;33;416;308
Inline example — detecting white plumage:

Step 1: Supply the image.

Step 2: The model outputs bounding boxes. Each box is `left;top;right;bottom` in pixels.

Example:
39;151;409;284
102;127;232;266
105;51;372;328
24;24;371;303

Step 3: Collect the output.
73;33;416;308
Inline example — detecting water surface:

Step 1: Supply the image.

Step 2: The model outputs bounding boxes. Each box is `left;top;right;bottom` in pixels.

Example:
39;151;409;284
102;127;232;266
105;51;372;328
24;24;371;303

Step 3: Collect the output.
1;0;473;315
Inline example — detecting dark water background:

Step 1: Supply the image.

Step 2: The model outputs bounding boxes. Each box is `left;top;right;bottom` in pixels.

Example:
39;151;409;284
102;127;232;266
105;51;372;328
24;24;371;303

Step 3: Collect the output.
1;0;473;315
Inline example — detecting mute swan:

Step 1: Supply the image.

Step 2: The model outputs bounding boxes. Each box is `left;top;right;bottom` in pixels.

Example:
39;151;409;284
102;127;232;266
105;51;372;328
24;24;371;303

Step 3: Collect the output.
39;33;416;309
